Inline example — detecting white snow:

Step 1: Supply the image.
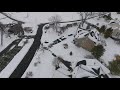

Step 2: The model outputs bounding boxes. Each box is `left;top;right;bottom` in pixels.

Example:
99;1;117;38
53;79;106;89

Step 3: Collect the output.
22;22;110;78
4;12;79;25
101;38;120;65
1;12;120;78
22;50;55;78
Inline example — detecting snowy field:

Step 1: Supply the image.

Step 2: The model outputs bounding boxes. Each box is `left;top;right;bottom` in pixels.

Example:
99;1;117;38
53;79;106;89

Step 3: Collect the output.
2;12;79;24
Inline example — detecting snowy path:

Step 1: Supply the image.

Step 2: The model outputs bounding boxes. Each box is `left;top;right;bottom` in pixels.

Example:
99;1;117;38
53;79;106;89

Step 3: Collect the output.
9;24;45;78
0;39;23;72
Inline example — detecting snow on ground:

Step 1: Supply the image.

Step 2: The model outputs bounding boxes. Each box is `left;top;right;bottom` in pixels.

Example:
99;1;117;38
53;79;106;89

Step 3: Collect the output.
0;39;34;78
0;33;18;52
49;36;91;63
22;25;94;78
22;49;55;78
1;12;120;78
4;12;79;25
41;24;60;45
111;12;120;21
87;17;109;27
1;12;79;37
0;14;14;24
101;38;120;65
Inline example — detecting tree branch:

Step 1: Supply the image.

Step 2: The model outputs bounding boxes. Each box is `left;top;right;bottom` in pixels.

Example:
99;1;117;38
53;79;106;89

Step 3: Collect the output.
0;12;25;24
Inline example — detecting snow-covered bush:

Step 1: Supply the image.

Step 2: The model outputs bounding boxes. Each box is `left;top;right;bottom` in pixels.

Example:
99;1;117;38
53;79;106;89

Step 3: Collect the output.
59;24;74;35
98;25;106;34
52;57;61;70
25;71;33;78
24;27;33;33
8;23;24;36
115;41;120;45
63;43;68;49
91;45;105;59
84;55;95;59
72;22;78;26
59;26;67;35
34;61;41;67
103;13;112;21
66;24;73;28
39;43;48;53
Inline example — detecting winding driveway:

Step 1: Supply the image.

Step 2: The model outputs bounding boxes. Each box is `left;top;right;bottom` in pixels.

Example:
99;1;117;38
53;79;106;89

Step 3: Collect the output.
9;23;46;78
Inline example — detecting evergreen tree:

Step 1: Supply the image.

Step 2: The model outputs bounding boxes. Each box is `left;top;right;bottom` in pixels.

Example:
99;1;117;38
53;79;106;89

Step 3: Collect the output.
104;28;113;38
91;45;105;59
98;25;106;33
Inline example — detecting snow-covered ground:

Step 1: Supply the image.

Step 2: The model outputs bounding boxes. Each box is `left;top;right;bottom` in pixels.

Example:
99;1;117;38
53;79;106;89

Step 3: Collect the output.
22;22;111;78
101;38;120;65
1;12;120;78
5;12;79;24
22;25;92;78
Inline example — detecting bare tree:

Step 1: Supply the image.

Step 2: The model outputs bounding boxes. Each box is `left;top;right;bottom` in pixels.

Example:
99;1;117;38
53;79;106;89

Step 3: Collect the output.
48;14;62;35
77;12;94;28
77;12;111;29
0;12;25;46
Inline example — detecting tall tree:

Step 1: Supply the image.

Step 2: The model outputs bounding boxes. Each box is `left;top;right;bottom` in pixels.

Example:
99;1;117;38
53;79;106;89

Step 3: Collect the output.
48;14;62;35
0;12;25;46
77;12;94;28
